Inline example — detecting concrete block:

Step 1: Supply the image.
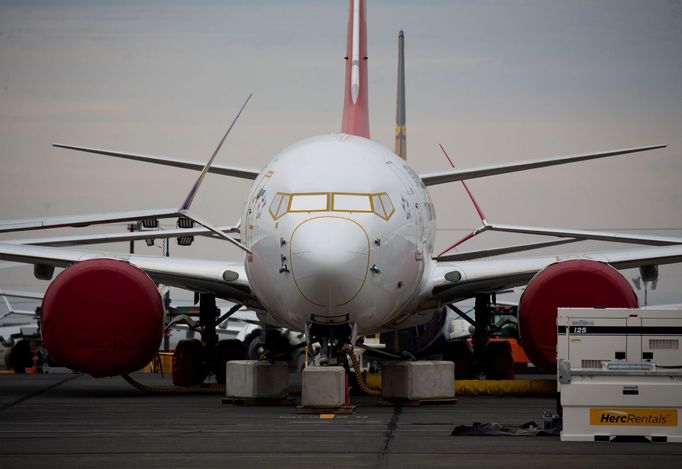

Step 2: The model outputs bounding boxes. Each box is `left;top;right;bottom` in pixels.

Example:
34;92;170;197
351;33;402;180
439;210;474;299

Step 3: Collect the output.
382;361;455;400
225;360;289;398
302;366;345;407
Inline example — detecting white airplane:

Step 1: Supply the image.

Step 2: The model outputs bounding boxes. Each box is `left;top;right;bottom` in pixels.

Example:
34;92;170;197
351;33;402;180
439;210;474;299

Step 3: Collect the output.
0;0;680;378
0;290;41;372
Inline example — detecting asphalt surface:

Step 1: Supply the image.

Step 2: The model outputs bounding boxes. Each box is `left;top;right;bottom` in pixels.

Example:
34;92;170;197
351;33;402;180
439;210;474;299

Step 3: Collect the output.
1;373;681;468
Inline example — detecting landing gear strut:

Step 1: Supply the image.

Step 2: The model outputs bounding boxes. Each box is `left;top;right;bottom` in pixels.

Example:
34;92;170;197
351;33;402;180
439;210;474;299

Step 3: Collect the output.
470;293;516;379
305;322;354;366
172;293;246;386
449;293;517;379
198;293;219;373
244;326;295;361
473;293;491;377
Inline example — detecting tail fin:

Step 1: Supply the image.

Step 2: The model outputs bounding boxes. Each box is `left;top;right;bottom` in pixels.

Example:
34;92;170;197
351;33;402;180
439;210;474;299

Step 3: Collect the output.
394;30;406;159
341;0;370;138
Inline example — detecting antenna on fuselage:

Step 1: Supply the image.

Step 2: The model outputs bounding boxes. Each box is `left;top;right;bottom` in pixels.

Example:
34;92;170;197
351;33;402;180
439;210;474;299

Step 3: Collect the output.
394;30;407;160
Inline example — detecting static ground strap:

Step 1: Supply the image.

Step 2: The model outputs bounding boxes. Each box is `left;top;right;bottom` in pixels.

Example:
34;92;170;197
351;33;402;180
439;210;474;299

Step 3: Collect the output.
121;373;225;394
122;373;304;395
345;348;382;396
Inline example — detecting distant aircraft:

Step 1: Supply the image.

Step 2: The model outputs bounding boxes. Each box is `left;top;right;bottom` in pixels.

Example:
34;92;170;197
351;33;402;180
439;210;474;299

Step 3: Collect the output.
0;289;40;372
0;0;679;379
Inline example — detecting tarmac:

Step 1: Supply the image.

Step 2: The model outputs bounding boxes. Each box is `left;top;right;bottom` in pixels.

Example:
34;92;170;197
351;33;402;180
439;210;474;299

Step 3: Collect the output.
1;373;681;468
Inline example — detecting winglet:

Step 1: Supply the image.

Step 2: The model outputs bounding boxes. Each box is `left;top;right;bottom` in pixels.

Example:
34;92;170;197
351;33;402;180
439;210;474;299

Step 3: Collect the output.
436;144;491;257
176;94;254;255
436;224;489;258
180;93;252;211
341;0;370;138
438;144;487;223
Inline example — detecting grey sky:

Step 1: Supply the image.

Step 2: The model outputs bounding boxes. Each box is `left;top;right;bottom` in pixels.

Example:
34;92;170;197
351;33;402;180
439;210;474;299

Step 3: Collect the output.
1;0;681;304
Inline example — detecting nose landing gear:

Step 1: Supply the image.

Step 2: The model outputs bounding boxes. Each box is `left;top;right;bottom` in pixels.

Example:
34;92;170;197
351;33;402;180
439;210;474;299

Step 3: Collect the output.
305;321;356;366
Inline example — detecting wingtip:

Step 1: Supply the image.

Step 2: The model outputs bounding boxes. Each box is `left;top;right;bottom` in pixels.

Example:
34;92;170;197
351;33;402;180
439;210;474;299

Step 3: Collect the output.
52;143;79;151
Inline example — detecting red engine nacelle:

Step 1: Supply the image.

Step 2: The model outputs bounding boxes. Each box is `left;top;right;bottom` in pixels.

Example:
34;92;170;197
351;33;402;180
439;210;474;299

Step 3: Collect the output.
41;259;164;377
518;259;638;372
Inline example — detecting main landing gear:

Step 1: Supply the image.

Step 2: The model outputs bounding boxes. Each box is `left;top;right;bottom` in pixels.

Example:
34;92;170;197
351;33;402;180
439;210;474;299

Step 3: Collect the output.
448;293;515;380
172;294;245;386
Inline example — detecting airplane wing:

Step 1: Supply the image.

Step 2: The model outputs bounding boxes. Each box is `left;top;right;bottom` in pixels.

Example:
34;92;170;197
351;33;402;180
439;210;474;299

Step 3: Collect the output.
481;222;682;246
1;291;39;322
4;225;238;247
426;245;682;307
0;242;260;309
53;144;260;180
0;208;181;235
0;289;44;300
437;216;682;258
434;238;581;262
418;144;665;186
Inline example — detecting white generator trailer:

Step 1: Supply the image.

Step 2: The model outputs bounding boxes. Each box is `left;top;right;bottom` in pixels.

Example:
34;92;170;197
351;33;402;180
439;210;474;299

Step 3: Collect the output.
558;308;682;442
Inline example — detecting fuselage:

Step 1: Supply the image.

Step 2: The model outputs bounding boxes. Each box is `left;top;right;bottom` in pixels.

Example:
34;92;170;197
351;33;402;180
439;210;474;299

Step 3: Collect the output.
241;134;436;334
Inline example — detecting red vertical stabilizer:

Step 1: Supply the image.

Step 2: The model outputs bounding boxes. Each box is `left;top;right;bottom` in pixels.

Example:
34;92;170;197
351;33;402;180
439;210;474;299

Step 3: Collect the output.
341;0;370;138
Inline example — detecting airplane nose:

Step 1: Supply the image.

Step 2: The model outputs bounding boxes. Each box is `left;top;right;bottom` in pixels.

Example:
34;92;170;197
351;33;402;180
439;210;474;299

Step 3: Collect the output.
290;217;369;308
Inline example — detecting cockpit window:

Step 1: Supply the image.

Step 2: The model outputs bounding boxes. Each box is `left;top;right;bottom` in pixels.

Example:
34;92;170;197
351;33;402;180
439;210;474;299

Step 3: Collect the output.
289;193;329;212
371;194;382;215
377;193;395;220
269;193;291;220
332;193;372;212
269;192;394;220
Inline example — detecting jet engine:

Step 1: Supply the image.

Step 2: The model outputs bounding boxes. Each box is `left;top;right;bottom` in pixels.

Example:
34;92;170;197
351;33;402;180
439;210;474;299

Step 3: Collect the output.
518;259;637;371
41;259;164;377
